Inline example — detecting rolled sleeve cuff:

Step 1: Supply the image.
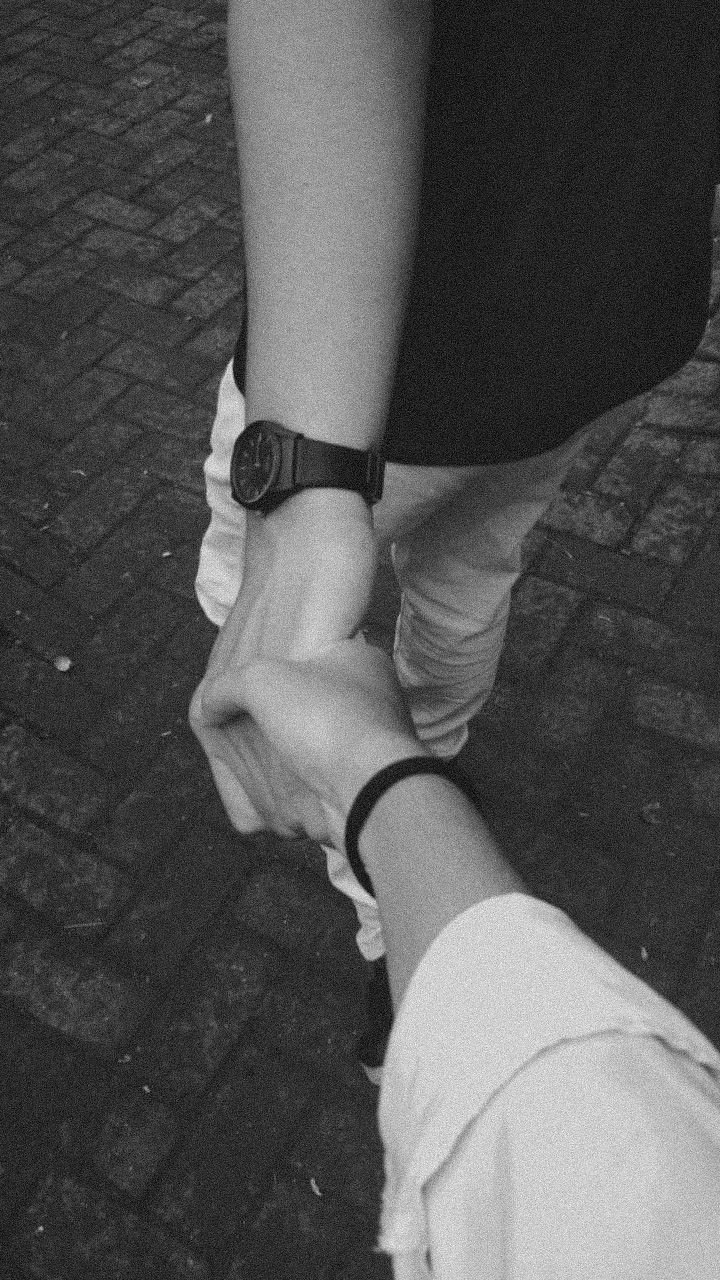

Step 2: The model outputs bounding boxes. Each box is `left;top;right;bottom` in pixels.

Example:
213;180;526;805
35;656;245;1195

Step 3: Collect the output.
377;892;720;1258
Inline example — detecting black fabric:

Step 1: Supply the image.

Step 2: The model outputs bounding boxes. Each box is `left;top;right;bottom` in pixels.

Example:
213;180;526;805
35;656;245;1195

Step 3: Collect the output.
234;0;720;466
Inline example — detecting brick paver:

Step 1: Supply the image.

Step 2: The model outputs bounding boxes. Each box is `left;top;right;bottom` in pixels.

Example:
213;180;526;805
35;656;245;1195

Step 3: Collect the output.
1;3;720;1276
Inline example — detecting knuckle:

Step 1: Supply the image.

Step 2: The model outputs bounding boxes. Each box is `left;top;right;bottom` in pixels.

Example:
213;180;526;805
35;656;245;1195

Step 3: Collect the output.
188;685;205;732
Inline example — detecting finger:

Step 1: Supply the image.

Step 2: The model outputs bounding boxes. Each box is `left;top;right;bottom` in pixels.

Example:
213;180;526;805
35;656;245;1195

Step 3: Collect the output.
197;718;267;827
207;756;266;834
203;723;299;835
188;680;206;733
204;719;306;841
200;666;264;727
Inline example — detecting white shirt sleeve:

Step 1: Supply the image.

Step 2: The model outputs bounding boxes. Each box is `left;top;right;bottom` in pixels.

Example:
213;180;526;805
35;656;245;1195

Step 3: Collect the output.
377;893;720;1280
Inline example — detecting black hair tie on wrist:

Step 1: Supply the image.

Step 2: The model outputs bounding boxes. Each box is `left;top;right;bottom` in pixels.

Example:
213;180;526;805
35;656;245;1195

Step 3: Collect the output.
344;755;479;896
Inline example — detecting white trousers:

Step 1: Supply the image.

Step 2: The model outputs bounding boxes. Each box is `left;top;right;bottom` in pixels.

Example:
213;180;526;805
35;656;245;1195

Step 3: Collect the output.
195;362;588;959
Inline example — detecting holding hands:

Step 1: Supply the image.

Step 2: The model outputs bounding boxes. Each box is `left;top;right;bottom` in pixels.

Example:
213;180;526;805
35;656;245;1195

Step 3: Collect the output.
191;486;384;839
190;628;422;853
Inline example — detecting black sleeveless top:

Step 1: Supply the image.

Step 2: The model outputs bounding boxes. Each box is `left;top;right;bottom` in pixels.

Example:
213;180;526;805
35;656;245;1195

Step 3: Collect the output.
234;0;720;465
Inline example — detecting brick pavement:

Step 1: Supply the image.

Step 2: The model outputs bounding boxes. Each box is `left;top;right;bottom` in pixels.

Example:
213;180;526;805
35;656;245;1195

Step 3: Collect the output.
1;2;720;1275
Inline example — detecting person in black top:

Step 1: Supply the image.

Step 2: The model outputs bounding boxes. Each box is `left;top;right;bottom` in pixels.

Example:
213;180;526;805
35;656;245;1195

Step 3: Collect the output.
192;0;720;1066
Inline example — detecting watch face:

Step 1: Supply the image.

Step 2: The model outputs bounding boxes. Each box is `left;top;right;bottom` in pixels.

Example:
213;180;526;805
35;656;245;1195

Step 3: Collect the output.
231;424;282;506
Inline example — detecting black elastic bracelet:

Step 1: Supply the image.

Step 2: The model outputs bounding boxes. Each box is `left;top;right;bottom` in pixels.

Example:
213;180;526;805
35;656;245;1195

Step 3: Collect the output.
344;755;480;896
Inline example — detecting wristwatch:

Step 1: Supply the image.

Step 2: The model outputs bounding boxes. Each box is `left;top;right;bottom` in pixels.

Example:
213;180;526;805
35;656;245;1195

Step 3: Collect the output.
229;419;385;514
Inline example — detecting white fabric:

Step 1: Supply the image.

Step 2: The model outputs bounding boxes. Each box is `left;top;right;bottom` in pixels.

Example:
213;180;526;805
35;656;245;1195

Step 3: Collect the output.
194;371;720;1270
378;892;720;1278
195;363;588;959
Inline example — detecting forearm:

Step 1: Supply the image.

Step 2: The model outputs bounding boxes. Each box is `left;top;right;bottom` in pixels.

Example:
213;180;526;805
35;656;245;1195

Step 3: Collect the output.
228;0;432;449
351;768;525;1008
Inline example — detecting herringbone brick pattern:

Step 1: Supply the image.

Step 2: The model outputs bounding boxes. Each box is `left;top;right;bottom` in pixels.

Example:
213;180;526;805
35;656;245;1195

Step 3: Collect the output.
1;2;720;1276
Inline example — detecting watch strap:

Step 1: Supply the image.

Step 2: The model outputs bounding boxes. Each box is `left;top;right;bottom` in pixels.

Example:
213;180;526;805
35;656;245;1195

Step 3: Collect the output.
294;437;384;503
233;311;247;394
231;317;384;505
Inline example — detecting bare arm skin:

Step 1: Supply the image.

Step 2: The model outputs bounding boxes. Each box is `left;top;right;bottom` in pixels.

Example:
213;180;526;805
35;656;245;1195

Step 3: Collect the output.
228;0;432;448
195;2;433;827
195;639;524;1008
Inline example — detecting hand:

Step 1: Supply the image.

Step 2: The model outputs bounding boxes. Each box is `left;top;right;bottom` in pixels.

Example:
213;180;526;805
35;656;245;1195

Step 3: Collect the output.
195;635;425;850
192;488;378;829
189;680;330;841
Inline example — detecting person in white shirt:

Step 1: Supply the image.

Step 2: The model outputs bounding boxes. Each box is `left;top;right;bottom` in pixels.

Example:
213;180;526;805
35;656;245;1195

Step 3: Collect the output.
191;636;720;1280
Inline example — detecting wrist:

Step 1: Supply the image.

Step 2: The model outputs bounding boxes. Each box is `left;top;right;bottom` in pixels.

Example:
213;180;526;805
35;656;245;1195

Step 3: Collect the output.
321;736;426;855
337;734;431;831
270;486;375;531
266;487;378;573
